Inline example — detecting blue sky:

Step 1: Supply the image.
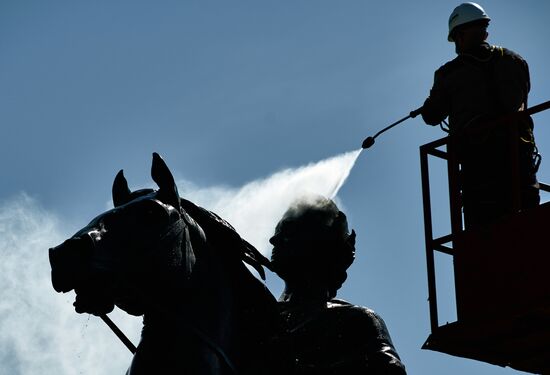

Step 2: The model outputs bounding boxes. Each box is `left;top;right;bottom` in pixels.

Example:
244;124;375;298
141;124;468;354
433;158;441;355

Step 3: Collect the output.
1;1;549;374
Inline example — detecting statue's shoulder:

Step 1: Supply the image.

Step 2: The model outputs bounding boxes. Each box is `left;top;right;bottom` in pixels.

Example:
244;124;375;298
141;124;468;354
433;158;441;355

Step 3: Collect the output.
328;298;373;312
327;299;379;319
327;299;389;332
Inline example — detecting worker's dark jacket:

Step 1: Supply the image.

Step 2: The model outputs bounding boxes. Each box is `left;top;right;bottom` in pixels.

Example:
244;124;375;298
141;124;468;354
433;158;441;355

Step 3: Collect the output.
422;42;539;228
278;299;406;375
422;42;531;132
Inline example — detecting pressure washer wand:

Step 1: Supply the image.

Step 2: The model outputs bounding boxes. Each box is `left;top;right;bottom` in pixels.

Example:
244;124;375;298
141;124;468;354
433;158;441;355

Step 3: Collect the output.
362;107;423;149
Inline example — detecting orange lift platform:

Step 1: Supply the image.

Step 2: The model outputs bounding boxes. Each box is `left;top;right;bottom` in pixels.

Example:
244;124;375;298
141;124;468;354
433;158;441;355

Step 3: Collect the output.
419;101;550;374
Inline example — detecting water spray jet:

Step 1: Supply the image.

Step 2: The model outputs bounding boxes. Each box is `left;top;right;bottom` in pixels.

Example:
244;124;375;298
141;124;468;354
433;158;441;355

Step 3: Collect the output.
327;149;362;199
362;107;423;149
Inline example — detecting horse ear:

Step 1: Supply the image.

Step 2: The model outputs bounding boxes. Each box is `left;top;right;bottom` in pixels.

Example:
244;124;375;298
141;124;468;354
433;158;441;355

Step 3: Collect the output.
112;170;132;207
151;153;181;210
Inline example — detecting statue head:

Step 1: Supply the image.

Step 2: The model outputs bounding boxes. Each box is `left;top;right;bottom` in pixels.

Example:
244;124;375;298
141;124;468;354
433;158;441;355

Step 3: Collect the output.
269;195;356;298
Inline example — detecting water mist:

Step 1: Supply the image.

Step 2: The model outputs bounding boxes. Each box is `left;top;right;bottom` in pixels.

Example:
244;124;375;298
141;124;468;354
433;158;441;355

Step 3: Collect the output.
0;149;363;374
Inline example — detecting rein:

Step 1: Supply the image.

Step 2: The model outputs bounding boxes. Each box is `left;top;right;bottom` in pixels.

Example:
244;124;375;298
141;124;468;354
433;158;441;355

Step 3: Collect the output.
100;314;137;354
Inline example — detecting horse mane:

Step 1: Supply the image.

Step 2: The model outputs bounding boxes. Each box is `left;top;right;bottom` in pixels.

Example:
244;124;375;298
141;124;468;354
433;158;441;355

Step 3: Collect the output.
179;198;272;280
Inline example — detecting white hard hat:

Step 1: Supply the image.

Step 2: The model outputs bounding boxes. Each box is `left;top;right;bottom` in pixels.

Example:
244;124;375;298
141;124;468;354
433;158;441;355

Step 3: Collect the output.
448;2;490;42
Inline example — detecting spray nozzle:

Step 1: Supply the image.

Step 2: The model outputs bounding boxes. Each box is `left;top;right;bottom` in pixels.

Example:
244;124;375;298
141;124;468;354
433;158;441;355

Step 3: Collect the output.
362;136;375;149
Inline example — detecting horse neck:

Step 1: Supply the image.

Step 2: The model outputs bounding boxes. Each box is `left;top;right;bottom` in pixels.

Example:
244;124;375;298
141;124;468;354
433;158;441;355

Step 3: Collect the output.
142;243;235;331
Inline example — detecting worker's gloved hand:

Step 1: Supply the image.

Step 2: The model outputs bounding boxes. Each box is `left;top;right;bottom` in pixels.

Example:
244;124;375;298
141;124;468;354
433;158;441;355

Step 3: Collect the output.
410;107;424;118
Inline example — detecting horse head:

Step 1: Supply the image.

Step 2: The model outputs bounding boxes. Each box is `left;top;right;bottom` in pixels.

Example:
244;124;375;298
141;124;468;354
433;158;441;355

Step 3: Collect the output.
49;153;285;374
49;153;205;316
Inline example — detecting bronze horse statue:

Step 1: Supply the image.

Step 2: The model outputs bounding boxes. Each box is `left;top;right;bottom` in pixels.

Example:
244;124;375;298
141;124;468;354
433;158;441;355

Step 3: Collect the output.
49;153;284;374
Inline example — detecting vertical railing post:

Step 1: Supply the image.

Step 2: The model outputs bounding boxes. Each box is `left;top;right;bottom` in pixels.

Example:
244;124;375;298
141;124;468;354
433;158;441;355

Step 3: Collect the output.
446;137;463;235
420;144;439;332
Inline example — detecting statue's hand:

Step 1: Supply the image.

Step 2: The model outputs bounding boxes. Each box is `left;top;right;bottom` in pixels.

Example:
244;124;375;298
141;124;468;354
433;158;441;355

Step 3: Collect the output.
74;291;115;315
73;277;115;316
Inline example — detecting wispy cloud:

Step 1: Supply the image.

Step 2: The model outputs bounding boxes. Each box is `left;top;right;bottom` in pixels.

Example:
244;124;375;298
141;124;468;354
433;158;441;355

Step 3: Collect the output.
0;149;360;374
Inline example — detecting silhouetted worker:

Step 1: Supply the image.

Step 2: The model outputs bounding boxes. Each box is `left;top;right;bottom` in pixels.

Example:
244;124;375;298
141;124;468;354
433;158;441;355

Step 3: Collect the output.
269;195;406;375
420;2;540;229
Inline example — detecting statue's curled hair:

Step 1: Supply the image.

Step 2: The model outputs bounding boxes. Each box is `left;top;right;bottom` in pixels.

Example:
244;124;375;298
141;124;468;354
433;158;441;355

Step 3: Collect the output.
270;195;356;298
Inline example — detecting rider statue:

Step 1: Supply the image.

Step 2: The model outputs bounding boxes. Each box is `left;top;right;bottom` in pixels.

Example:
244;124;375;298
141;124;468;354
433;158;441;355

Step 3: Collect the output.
269;195;407;375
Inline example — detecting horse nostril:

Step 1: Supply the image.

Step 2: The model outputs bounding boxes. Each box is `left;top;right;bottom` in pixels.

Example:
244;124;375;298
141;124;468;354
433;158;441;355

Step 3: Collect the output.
49;236;94;293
